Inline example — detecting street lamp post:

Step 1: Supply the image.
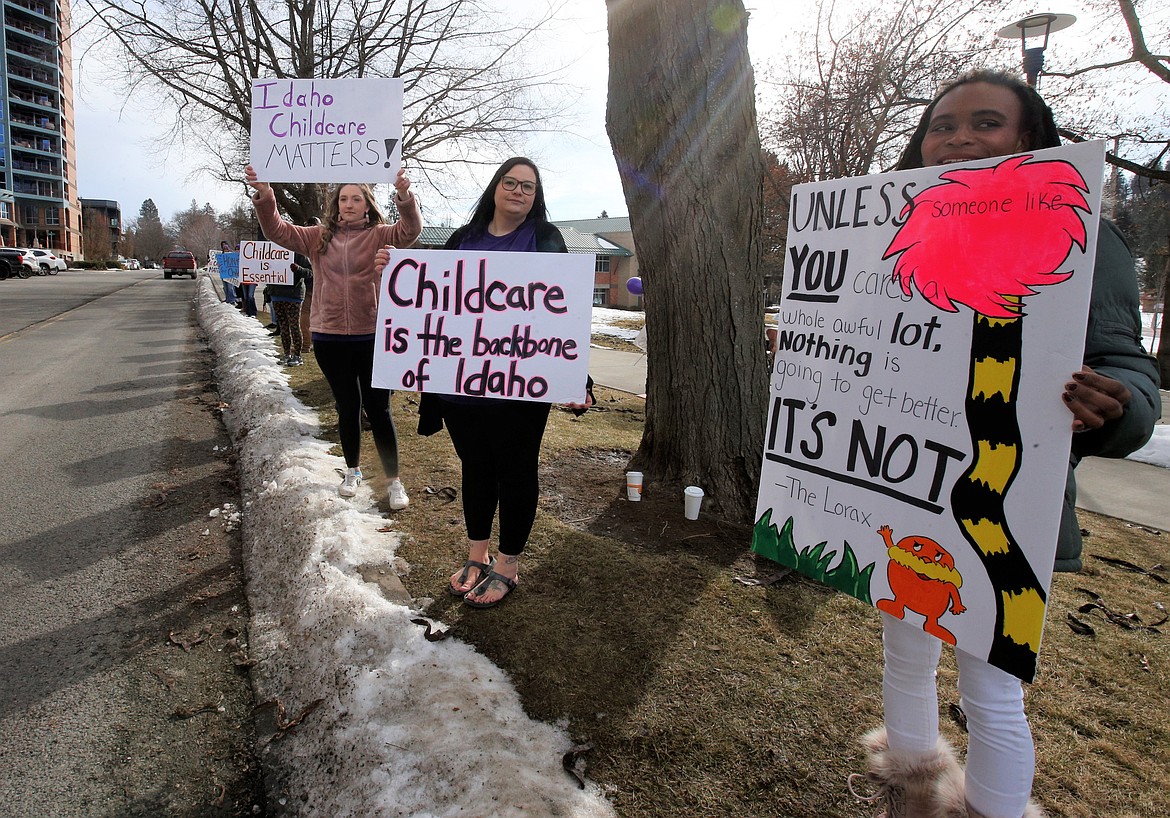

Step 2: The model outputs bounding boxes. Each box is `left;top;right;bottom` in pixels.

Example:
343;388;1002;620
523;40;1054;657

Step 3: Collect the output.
995;12;1077;88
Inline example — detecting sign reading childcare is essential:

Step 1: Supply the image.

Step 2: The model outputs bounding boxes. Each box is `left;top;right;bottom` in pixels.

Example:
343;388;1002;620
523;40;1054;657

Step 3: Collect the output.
752;141;1106;683
372;249;594;404
239;241;293;286
216;251;240;284
250;77;403;183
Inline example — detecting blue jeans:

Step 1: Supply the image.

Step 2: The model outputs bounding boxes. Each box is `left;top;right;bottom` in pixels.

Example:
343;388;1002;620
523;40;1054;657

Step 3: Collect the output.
240;284;258;316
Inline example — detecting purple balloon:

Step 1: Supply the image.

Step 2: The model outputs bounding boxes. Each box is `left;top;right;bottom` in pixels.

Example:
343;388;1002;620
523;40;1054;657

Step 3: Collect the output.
626;276;643;295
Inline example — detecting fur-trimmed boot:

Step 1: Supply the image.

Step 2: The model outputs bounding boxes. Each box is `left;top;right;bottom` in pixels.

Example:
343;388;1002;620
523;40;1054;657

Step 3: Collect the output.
848;726;962;818
933;761;1047;818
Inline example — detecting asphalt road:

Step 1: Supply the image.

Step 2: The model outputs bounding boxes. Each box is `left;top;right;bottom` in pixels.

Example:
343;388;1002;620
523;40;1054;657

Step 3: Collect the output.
0;270;264;815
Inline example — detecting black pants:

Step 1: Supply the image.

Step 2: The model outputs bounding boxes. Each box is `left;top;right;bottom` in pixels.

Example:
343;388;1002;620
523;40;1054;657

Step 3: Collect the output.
442;400;551;556
314;338;399;477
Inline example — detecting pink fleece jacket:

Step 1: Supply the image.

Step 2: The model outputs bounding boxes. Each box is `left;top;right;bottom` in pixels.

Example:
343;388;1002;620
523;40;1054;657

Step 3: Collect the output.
252;191;422;336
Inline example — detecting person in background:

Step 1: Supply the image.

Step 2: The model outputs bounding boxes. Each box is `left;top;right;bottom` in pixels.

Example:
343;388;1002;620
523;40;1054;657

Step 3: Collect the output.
377;157;594;608
245;165;420;509
218;240;238;305
267;253;309;366
849;70;1160;818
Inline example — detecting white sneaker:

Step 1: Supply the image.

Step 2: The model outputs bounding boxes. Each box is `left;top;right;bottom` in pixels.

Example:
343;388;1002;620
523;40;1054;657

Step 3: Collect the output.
339;467;362;497
387;478;409;510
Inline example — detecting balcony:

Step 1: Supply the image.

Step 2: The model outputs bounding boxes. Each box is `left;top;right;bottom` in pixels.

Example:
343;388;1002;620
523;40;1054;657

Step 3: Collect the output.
9;89;57;109
12;135;58;153
5;19;53;41
10;113;58;132
6;0;52;18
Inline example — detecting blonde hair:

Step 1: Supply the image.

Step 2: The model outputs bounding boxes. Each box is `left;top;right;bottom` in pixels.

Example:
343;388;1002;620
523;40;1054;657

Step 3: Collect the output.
317;183;387;252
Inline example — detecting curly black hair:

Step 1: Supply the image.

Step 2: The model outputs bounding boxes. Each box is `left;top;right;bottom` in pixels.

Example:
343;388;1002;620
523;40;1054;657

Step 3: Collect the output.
896;70;1061;171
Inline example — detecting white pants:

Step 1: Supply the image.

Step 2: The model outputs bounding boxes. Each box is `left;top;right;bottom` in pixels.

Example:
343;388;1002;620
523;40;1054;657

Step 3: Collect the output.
881;613;1035;818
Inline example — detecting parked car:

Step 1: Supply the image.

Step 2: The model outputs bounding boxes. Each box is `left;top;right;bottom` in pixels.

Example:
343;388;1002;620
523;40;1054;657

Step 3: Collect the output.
162;250;197;279
0;247;30;279
25;248;66;274
13;249;43;275
126;258;141;270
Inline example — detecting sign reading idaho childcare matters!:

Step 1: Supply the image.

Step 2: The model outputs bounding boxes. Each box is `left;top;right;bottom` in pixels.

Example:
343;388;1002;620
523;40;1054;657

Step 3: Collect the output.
372;249;594;404
250;77;404;183
239;241;293;286
752;141;1106;683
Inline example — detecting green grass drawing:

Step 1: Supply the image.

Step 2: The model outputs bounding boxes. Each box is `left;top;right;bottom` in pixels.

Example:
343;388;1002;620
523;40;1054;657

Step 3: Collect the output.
751;509;875;604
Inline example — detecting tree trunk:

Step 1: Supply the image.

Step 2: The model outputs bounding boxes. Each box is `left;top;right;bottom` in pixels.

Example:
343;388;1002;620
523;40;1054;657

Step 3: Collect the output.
1158;254;1170;386
605;0;767;521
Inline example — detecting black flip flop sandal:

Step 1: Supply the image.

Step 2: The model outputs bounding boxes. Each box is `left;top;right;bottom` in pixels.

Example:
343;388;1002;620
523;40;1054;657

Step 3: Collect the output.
447;558;494;597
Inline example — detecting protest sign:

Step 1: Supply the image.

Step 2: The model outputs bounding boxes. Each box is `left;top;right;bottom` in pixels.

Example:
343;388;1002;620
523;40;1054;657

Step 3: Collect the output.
372;249;594;404
216;251;240;284
752;141;1106;682
239;241;293;286
250;77;403;183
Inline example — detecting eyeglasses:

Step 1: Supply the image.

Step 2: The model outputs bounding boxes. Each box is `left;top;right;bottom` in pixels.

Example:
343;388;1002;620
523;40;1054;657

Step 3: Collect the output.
500;176;537;195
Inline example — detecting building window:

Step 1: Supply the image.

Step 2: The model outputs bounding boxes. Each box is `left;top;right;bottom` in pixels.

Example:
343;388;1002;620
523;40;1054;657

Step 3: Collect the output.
593;287;608;307
595;254;610;273
0;202;10;220
46;206;59;225
24;205;39;224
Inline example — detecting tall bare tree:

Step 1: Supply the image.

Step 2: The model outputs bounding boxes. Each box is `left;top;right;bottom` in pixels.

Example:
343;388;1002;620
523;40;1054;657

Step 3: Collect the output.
606;0;766;521
77;0;568;224
1041;0;1169;183
759;0;1004;183
170;200;221;263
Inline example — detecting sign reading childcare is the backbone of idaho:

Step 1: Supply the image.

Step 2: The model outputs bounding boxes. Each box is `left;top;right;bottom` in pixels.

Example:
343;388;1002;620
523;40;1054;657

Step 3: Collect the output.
752;141;1106;682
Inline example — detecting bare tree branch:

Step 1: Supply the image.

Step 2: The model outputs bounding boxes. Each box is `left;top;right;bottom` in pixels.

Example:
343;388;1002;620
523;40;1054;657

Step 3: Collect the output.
76;0;573;223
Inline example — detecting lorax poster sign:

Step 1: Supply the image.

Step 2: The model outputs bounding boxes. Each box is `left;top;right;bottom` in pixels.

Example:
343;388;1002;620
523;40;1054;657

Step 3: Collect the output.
753;141;1105;682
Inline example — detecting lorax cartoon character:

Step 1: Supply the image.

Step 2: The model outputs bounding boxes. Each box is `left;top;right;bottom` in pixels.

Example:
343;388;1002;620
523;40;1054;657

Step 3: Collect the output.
875;524;966;644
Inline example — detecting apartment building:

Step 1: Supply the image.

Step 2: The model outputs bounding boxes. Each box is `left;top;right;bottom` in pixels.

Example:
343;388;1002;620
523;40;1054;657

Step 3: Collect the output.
0;0;80;257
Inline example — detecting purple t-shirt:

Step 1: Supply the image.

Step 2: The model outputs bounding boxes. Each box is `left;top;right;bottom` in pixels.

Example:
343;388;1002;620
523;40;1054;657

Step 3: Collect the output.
458;220;538;253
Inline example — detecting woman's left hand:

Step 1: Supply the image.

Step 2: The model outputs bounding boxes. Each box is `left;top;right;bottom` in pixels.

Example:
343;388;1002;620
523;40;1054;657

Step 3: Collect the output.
394;168;412;202
374;246;396;276
564;387;595;412
1064;365;1131;433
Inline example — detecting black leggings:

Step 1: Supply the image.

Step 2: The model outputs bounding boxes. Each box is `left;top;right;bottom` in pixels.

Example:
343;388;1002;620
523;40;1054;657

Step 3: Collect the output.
442;400;551;556
314;338;399;477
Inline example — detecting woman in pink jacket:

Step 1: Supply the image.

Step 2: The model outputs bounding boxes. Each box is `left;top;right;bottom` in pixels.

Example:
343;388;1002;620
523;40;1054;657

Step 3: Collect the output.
245;165;422;508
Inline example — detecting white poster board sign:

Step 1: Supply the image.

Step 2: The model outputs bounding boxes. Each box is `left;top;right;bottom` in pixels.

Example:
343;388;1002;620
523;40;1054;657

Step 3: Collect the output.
239;241;293;286
250;77;404;183
752;141;1106;682
372;249;594;404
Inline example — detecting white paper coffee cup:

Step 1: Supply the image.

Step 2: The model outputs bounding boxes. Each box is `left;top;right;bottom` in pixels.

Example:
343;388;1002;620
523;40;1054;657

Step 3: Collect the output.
684;485;703;519
626;471;643;501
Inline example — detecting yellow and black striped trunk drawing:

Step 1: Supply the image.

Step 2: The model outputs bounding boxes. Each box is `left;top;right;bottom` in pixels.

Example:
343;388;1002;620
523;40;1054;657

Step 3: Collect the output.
950;309;1046;682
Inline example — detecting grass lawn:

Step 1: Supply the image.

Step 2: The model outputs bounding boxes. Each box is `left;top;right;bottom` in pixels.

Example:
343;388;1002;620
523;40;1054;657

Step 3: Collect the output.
277;320;1169;818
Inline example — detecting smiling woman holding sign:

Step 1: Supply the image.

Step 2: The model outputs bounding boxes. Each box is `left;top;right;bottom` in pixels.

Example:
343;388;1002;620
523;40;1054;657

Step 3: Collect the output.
848;71;1160;818
376;157;594;608
246;164;421;509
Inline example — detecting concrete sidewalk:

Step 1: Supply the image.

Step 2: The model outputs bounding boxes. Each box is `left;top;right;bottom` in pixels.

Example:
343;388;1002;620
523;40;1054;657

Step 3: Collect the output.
587;345;1170;533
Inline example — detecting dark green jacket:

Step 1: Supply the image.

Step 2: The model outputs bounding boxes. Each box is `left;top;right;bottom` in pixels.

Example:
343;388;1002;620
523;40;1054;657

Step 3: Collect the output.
1057;219;1161;571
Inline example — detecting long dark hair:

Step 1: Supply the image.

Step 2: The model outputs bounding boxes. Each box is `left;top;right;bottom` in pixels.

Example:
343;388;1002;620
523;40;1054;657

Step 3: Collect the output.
464;157;549;235
896;70;1061;171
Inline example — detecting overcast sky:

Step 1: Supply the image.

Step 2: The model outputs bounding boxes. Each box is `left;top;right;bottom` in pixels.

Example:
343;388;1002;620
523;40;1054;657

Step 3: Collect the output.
71;0;1138;228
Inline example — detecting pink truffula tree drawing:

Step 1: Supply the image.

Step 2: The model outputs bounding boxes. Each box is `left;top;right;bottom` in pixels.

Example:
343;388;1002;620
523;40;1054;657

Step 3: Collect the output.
883;154;1091;682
